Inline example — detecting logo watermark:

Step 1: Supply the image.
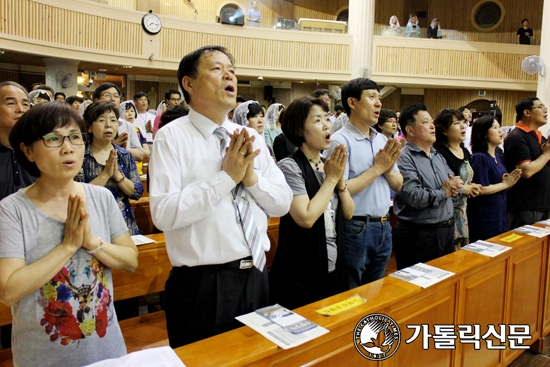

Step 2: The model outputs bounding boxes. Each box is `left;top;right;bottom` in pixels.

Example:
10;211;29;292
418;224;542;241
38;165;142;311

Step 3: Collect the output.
353;313;401;361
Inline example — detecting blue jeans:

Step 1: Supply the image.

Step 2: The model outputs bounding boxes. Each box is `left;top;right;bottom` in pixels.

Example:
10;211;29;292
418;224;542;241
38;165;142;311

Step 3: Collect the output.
344;219;392;289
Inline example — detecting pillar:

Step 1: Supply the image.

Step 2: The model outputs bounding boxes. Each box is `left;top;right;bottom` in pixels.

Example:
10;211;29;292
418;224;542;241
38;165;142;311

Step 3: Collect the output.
538;0;550;105
348;0;375;79
43;58;80;98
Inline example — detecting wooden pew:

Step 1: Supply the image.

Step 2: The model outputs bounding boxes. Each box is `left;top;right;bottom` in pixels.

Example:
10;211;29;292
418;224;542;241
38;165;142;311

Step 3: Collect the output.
131;196;155;235
174;230;550;367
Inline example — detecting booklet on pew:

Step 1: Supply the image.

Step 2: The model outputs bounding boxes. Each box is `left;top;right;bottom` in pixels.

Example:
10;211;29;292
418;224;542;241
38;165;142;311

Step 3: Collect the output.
461;240;511;257
537;219;550;227
513;225;550;238
236;305;329;350
131;235;157;246
389;263;454;288
83;346;186;367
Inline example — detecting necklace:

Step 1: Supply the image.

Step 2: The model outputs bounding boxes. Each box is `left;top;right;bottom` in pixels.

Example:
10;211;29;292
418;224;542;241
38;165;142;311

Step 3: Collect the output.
308;157;322;171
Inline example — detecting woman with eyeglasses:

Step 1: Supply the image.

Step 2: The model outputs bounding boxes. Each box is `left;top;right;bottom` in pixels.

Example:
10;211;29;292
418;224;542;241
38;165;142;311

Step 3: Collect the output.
0;102;138;367
75;102;143;235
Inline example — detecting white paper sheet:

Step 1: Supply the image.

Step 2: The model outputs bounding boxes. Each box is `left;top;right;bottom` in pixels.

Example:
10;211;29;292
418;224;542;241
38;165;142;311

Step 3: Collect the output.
461;240;511;257
389;263;454;288
131;235;157;246
236;311;329;349
513;225;550;238
83;346;186;367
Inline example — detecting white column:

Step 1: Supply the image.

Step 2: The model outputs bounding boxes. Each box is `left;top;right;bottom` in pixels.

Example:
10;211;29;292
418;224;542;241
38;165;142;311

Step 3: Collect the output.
348;0;375;79
43;58;80;97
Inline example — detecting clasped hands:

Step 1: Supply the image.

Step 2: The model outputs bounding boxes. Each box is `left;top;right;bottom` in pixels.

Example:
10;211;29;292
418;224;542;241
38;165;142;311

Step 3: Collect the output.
62;194;102;254
442;175;464;197
222;128;260;186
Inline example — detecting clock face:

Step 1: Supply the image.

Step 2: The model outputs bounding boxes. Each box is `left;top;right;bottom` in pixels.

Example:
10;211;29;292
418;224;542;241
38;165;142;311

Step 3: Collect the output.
142;13;162;35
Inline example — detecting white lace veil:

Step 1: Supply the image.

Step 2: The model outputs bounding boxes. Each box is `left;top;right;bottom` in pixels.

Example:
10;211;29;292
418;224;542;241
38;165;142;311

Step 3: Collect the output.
407;15;418;27
265;103;284;129
389;15;400;28
430;18;440;30
233;100;260;127
79;100;93;116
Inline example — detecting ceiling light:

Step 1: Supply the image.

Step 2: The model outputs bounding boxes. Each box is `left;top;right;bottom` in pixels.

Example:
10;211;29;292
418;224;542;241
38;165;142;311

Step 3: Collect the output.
99;69;107;72
123;66;133;68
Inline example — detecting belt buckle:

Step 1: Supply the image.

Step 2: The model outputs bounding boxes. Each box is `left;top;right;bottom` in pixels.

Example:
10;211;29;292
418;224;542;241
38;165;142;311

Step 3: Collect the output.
240;259;253;269
381;215;388;224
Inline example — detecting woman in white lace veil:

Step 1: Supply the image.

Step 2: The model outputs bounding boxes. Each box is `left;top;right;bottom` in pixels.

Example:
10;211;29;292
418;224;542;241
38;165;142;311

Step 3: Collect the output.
264;103;285;148
428;18;441;39
233;100;265;136
388;15;403;36
405;15;420;38
78;100;93;116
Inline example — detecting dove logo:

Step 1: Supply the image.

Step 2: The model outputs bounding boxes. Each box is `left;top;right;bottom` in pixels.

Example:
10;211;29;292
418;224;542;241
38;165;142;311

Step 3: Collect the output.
353;313;401;360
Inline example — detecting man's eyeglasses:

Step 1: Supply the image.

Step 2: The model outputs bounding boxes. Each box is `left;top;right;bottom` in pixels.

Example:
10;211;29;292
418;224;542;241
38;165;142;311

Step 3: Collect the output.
169;98;182;102
530;105;547;110
37;133;87;148
101;93;121;100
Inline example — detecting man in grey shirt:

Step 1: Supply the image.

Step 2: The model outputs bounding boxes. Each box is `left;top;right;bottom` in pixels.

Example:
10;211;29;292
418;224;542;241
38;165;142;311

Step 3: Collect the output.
393;104;463;269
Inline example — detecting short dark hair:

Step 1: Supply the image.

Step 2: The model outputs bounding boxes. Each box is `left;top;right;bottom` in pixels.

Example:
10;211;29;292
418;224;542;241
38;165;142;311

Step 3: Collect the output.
30;82;43;91
458;106;470;112
334;105;344;113
9;102;86;177
516;97;539;121
399;103;428;138
160;105;189;129
164;89;181;101
36;84;55;96
124;101;138;116
281;96;329;147
236;95;247;103
471;115;498;153
341;78;380;116
247;102;264;119
134;92;148;101
311;89;330;99
83;102;120;143
522;18;529;23
433;109;464;148
375;109;398;133
0;81;30;100
177;46;235;104
66;96;84;105
54;92;66;99
93;83;121;100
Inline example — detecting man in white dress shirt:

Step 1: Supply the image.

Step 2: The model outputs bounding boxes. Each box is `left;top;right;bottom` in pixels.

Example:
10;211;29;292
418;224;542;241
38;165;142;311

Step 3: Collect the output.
149;46;292;348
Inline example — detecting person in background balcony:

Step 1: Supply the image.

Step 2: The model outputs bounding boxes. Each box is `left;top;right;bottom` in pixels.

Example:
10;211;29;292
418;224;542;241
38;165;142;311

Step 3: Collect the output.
517;19;533;45
406;15;420;38
428;18;441;39
388;15;403;36
246;1;262;27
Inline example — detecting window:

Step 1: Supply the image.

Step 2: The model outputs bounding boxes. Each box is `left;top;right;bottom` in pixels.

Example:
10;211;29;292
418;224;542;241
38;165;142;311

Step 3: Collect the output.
471;0;505;32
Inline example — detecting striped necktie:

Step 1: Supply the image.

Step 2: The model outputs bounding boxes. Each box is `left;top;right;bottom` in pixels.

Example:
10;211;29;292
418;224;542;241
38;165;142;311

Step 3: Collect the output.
213;127;266;271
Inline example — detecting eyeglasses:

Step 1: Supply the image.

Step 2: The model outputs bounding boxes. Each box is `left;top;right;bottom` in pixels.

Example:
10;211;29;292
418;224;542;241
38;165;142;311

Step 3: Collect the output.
37;133;87;148
94;118;119;126
169;98;182;102
101;93;121;100
530;105;547;110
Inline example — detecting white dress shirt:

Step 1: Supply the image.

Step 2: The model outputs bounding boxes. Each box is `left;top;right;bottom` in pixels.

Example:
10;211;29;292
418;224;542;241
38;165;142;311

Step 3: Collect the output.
136;111;156;143
149;108;292;267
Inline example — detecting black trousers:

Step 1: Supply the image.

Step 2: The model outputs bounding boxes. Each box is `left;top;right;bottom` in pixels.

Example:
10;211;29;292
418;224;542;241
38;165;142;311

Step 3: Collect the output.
164;259;268;348
393;220;455;270
508;210;550;230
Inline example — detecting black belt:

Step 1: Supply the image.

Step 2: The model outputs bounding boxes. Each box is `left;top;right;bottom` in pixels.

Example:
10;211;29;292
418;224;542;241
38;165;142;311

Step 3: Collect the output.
400;219;454;228
172;256;254;272
351;215;389;223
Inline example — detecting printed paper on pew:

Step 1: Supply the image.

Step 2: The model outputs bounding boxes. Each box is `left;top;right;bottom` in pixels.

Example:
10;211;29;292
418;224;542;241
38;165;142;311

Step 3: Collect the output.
83;346;186;367
513;225;550;238
389;263;454;288
131;235;156;246
236;311;329;349
461;240;511;257
537;219;550;227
